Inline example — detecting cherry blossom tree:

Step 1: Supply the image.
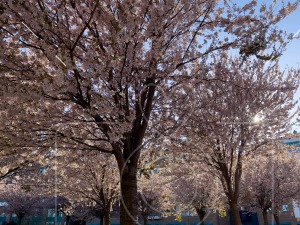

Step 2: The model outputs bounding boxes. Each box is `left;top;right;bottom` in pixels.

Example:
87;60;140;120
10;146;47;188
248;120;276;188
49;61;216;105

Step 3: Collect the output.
48;196;74;225
241;146;300;225
1;1;299;224
31;151;119;225
70;203;103;225
0;188;42;225
85;203;108;225
179;52;300;225
0;124;44;182
155;152;226;224
137;172;166;225
57;153;119;225
171;171;222;225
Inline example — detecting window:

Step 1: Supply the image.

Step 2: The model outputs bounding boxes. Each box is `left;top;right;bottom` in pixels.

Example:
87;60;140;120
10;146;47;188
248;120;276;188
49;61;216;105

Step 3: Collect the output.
282;205;288;213
48;209;56;217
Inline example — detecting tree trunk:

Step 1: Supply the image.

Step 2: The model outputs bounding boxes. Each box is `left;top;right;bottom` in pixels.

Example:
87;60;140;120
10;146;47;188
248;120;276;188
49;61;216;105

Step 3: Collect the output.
120;165;138;225
104;210;110;225
17;216;23;225
99;216;104;225
273;212;280;225
262;208;268;225
65;215;71;225
229;201;241;225
196;207;206;225
143;213;148;225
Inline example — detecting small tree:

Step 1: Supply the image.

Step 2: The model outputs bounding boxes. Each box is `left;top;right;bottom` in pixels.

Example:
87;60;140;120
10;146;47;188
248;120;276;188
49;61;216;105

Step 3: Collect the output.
137;173;164;225
0;189;41;225
242;146;300;225
171;172;221;225
42;152;120;225
42;196;74;225
88;204;106;225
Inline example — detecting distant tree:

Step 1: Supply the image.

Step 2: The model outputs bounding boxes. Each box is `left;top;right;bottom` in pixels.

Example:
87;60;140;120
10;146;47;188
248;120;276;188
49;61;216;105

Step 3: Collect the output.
0;189;41;225
178;52;299;225
88;204;106;225
171;171;222;225
43;196;75;225
137;173;164;225
242;146;300;225
38;152;119;225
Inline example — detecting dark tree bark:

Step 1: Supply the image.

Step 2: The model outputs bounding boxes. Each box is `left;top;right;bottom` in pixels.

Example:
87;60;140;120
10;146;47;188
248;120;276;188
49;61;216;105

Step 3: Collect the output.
229;200;242;225
219;166;242;225
104;209;110;225
273;212;280;225
216;140;244;225
262;208;269;225
65;215;71;225
142;214;148;225
99;216;104;225
17;216;23;225
195;206;206;225
119;163;138;225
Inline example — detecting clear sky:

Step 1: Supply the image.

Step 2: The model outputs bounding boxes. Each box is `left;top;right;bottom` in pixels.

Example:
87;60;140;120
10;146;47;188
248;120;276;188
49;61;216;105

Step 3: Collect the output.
277;6;300;69
275;5;300;132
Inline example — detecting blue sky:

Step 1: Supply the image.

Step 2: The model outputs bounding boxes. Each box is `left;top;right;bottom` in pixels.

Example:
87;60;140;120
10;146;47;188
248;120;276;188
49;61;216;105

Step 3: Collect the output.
277;6;300;69
231;0;300;69
275;6;300;132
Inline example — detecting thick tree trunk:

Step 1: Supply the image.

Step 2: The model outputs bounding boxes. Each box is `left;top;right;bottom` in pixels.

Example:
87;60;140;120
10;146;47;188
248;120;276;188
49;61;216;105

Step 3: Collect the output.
229;201;241;225
273;212;280;225
120;165;138;225
104;210;110;225
262;208;268;225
